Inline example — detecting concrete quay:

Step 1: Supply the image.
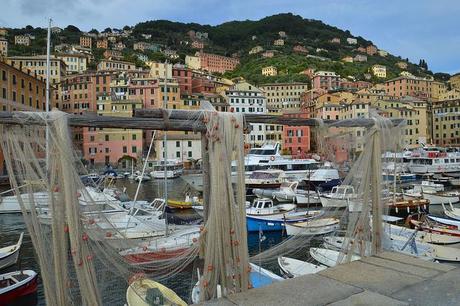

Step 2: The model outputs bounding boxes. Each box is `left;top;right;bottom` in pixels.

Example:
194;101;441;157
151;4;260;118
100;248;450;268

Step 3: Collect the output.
200;251;460;306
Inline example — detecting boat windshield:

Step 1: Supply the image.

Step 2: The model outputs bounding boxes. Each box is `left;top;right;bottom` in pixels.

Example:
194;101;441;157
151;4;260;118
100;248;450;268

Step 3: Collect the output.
249;172;280;179
248;149;276;155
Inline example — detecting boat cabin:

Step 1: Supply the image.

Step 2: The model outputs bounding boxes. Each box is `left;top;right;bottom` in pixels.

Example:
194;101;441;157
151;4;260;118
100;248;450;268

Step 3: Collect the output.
330;185;355;198
250;198;274;210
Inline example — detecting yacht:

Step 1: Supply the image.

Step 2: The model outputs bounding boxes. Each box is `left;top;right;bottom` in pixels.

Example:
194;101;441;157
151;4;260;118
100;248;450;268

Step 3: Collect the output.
148;159;183;179
181;142;321;191
407;147;460;174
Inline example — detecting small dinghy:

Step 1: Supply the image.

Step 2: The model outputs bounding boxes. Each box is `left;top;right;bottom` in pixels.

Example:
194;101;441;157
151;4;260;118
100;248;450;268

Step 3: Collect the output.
309;248;360;267
285;218;339;236
0;270;38;304
126;277;187;306
0;233;23;270
410;219;460;244
277;256;327;278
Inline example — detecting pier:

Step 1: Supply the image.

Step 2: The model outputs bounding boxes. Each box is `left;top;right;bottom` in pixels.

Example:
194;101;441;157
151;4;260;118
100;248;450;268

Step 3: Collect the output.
200;251;459;306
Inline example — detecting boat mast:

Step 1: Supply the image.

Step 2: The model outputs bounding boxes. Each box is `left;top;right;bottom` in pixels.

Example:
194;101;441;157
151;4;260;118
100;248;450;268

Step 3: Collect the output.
45;18;52;169
163;60;169;235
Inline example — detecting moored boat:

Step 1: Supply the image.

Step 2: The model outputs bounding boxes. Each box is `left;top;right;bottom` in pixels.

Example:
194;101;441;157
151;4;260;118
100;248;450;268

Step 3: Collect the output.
0;233;24;270
126;277;187;306
319;185;359;208
422;190;460;205
277;256;327;278
309;248;360;267
285;218;339;236
0;270;38;305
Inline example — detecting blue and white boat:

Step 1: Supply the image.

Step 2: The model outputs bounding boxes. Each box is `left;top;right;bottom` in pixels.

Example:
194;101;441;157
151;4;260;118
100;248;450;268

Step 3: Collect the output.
246;198;322;232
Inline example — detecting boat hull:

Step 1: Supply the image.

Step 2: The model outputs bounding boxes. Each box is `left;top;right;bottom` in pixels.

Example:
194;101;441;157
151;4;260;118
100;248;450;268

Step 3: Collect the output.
285;219;339;236
0;272;38;304
422;192;460;205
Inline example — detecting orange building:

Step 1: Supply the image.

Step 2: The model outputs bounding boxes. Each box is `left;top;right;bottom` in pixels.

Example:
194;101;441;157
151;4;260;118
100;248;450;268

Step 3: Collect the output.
96;39;108;49
385;76;433;100
80;36;92;48
197;52;239;74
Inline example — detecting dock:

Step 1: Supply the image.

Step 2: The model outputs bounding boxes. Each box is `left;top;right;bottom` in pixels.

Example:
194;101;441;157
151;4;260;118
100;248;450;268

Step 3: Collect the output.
200;251;460;306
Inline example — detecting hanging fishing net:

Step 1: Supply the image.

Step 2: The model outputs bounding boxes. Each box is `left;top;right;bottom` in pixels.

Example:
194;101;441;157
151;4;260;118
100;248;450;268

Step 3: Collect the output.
0;107;404;305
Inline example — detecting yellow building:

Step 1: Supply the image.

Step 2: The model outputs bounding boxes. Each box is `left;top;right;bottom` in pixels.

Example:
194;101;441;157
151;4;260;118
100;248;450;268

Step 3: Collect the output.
146;61;173;78
14;35;30;46
0;38;7;57
260;82;308;111
7;55;67;85
55;53;88;74
273;39;284;46
439;89;460;100
430;81;447;101
431;99;460;146
97;60;137;71
185;55;201;70
371;65;387;78
449;74;460;90
339;100;370;152
341;56;353;63
249;46;264;55
261;66;277;76
373;97;429;147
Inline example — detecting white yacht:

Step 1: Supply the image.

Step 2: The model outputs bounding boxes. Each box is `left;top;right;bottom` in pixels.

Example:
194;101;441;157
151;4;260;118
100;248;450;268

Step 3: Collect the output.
407;147;460;174
148;159;183;179
181;142;321;191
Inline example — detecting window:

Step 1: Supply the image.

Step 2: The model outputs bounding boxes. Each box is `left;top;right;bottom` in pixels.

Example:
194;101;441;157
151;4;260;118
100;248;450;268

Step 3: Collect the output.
176;151;180;158
90;136;95;142
176;141;180;147
105;134;109;141
132;146;137;153
188;141;192;147
105;148;109;153
123;146;127;153
132;134;137;140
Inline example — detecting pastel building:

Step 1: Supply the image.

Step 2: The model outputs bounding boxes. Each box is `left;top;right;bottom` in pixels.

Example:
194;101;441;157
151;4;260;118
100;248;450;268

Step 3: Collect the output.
260;82;308;111
14;35;30;46
55;53;88;74
96;39;108;49
385;76;434;100
224;80;267;147
97;60;137;71
0;38;7;56
79;36;92;48
262;66;277;76
371;65;387;78
282;111;310;157
83;96;143;167
7;55;67;85
432;99;460;146
172;64;193;95
196;52;239;74
312;71;340;91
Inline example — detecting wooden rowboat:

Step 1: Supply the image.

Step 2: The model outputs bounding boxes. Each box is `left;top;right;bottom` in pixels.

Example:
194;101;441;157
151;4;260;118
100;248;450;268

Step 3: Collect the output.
0;270;38;305
0;233;24;270
126;277;187;306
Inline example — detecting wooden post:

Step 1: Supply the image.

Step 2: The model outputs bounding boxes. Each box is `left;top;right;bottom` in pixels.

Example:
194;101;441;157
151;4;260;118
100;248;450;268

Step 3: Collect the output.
201;132;210;222
371;127;383;254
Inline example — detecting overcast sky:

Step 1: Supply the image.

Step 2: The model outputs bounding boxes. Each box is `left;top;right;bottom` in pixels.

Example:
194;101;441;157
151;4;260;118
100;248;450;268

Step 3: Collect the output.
1;0;459;74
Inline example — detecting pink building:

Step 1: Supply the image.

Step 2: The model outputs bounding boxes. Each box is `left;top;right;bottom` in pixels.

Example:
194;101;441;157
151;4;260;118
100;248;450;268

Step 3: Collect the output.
312;71;340;91
128;78;157;108
282;112;310;157
172;65;193;95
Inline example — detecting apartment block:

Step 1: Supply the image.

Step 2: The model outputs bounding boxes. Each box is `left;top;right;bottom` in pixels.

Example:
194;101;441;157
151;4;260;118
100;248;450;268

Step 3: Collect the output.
371;65;387;78
172;64;192;95
196;52;239;74
0;38;7;57
146;61;172;78
55;53;88;74
7;55;67;85
97;60;137;71
385;76;434;100
449;73;460;89
312;71;340;91
432;99;460;146
14;35;30;46
262;66;277;76
79;36;92;48
96;39;108;49
260;82;308;111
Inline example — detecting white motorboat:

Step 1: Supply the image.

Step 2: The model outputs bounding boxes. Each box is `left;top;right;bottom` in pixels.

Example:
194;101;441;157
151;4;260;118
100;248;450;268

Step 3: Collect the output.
309;248;360;267
0;190;50;214
319;185;359;208
412;181;444;193
245;170;287;192
277;256;327;278
181;142;321;192
422;190;460;205
285;218;339;236
149;159;183;179
0;233;24;270
407;147;460;174
246;198;296;217
295;191;322;205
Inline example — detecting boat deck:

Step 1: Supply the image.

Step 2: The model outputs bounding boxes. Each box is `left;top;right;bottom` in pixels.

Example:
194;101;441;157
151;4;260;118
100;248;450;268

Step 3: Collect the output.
197;251;460;306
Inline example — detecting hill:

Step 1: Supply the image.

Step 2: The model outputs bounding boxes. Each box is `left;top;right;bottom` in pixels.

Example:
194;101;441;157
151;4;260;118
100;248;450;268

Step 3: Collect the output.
2;13;437;84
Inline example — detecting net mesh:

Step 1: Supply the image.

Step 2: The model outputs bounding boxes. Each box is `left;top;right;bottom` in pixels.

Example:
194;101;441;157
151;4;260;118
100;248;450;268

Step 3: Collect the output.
0;108;402;305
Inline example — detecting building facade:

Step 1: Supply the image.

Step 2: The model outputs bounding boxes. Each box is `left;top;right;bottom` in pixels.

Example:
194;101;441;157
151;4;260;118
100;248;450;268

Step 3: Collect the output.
79;36;92;48
55;53;88;74
260;82;308;111
0;38;7;57
312;71;340;91
196;52;239;74
261;66;277;76
7;55;67;85
14;35;30;46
